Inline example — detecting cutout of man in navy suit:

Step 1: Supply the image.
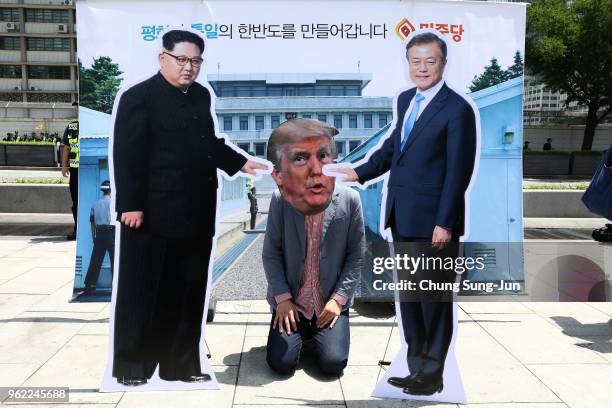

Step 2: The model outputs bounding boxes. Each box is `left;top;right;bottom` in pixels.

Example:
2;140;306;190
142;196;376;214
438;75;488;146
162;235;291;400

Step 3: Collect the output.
331;32;477;396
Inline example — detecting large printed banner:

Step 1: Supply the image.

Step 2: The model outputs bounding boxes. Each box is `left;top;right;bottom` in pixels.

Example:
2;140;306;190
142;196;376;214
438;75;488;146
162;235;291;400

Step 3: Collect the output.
77;0;525;401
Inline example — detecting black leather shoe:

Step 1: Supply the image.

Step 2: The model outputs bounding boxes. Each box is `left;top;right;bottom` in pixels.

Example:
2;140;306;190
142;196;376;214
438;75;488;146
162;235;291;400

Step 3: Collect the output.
117;377;147;386
403;373;443;395
180;373;212;383
387;372;418;388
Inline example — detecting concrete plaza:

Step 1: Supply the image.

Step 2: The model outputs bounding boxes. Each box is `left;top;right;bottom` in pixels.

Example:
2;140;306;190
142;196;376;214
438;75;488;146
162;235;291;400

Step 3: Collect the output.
0;236;611;408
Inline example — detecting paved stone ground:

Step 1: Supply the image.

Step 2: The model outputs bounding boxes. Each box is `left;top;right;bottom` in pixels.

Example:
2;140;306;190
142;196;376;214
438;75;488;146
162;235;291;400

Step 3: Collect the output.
0;237;611;407
212;235;267;301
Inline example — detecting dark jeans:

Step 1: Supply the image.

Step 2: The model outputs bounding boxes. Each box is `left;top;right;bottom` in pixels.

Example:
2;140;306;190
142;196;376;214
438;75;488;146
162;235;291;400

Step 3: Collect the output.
112;225;212;381
68;167;78;234
266;309;350;376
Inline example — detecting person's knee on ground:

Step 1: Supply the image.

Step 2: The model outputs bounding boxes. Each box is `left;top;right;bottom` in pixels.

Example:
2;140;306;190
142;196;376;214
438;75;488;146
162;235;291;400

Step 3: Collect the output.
316;346;348;375
266;345;299;374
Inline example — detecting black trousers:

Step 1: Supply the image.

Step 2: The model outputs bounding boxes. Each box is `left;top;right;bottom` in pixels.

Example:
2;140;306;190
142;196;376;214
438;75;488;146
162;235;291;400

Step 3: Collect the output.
112;224;213;380
84;226;115;288
250;211;257;229
68;167;78;234
391;227;458;379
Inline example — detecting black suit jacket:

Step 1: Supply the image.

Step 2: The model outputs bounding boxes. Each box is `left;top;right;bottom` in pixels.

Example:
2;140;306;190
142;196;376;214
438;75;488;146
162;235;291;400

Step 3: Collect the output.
113;72;247;238
355;83;477;237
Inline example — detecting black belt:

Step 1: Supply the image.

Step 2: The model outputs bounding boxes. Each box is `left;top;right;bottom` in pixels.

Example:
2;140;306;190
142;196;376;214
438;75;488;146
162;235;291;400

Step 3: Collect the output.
96;225;115;232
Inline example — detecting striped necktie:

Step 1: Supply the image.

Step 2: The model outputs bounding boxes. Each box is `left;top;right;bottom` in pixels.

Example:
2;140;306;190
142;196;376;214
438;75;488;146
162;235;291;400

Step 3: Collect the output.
400;93;425;151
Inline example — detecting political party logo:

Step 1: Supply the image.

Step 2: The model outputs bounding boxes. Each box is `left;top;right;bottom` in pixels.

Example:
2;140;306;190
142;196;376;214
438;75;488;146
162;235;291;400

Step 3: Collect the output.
395;18;415;40
395;18;465;42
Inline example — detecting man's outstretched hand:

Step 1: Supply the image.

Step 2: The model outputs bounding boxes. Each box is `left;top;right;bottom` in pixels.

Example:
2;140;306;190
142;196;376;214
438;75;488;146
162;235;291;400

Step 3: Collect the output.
241;160;271;177
121;211;144;229
323;165;359;183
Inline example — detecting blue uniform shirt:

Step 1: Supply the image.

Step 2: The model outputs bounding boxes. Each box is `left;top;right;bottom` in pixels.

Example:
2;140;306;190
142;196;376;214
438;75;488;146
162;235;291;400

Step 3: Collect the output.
90;195;111;226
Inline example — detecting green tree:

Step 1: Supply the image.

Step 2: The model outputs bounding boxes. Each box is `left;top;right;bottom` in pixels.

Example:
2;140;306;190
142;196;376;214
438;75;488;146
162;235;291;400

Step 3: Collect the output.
469;58;509;92
527;0;612;150
78;56;123;114
507;50;524;79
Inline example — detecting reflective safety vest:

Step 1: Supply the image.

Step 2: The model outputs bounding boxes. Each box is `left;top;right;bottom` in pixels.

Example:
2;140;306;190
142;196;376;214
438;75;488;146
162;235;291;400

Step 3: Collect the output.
66;120;79;168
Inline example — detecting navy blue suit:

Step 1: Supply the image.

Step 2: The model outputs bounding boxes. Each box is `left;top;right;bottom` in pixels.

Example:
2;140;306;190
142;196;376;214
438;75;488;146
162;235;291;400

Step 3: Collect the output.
355;83;476;238
355;82;477;380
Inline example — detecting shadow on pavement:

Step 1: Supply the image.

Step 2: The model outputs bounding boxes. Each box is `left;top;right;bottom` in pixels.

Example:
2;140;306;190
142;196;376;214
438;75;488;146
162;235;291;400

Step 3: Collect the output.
550;315;612;354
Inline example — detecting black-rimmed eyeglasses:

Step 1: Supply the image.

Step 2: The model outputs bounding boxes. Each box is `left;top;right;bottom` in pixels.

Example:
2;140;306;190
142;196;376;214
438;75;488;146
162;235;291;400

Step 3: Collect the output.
163;52;203;67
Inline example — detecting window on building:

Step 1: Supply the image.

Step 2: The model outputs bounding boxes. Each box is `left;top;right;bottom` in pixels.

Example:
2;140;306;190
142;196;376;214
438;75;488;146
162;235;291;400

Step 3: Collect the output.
317;113;327;123
349;114;357;129
223;115;233;131
364;112;373;128
314;85;330;96
252;86;266;97
285;87;297;96
28;66;70;79
268;87;282;97
330;86;344;96
220;87;234;97
0;37;20;50
378;113;388;127
0;65;22;78
333;114;343;129
0;8;20;22
27;38;70;51
298;87;314;96
236;86;250;97
302;113;311;119
348;140;360;152
271;114;280;129
254;142;266;157
25;9;69;23
345;85;360;96
27;93;72;103
255;115;264;130
239;115;248;130
238;142;250;152
335;141;345;158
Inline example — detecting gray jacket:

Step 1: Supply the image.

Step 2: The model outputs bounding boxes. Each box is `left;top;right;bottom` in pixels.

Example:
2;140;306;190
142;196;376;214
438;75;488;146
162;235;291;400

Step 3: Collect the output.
263;185;365;310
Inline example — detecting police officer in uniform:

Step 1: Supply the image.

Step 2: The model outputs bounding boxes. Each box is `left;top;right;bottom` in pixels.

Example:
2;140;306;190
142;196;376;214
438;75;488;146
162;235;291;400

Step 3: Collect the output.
247;186;258;229
112;30;268;387
83;180;114;294
61;117;79;240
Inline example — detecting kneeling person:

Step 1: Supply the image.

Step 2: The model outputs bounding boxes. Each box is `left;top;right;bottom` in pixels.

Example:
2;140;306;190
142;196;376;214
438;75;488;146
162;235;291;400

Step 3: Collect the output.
263;119;365;375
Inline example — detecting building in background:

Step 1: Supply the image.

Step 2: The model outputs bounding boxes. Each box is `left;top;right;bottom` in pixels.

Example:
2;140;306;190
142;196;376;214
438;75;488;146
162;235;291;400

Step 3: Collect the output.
209;73;393;159
522;74;611;127
0;0;77;138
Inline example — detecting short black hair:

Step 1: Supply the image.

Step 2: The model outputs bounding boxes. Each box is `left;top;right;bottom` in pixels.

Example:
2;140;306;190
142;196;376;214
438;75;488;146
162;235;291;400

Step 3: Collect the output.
406;32;447;61
162;30;205;54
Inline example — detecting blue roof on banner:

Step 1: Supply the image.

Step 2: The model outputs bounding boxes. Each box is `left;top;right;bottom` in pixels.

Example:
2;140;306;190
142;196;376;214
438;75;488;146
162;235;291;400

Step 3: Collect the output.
79;107;112;138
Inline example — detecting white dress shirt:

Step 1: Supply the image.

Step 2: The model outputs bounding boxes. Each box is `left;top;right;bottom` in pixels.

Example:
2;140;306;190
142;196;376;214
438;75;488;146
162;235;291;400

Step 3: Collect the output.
400;79;445;142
